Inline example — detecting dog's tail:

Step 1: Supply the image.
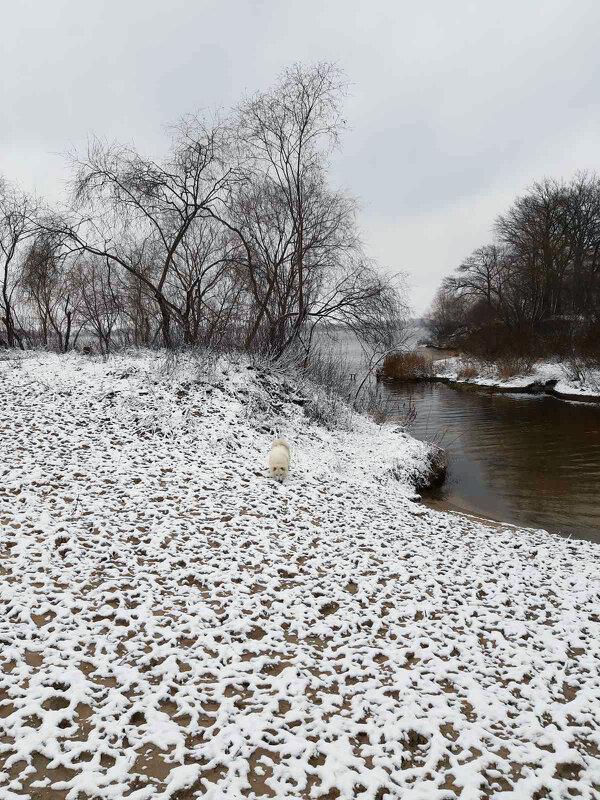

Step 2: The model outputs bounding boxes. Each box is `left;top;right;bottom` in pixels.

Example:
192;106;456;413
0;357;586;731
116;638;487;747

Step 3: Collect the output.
272;438;289;452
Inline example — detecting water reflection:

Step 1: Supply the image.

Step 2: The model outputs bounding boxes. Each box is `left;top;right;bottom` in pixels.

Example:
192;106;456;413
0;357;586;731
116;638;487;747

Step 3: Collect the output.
383;382;600;541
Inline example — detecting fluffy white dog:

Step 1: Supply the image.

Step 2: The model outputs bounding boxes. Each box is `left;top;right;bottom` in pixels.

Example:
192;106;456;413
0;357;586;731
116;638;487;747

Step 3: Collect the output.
269;439;290;482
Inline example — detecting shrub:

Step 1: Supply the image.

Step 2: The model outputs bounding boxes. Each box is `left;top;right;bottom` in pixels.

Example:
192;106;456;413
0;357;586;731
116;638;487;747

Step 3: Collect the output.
389;443;447;491
300;347;352;392
303;388;351;430
496;356;536;380
458;322;543;361
561;355;600;390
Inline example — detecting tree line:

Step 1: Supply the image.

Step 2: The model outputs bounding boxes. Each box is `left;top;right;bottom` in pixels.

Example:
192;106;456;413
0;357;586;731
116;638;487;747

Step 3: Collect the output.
1;63;405;358
426;173;600;360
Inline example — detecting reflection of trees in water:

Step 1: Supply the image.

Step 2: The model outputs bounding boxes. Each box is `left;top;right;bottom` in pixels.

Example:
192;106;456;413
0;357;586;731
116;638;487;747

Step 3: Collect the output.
382;383;600;538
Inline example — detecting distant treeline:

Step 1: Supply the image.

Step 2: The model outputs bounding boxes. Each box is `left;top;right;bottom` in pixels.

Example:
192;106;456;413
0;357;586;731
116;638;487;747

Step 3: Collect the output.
426;173;600;360
0;63;406;358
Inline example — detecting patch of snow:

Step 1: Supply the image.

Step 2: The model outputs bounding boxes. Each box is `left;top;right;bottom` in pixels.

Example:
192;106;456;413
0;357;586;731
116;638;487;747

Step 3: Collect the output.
435;357;600;399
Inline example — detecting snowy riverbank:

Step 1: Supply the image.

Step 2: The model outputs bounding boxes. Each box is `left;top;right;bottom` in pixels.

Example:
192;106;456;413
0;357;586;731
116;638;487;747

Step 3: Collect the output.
433;357;600;402
1;351;599;799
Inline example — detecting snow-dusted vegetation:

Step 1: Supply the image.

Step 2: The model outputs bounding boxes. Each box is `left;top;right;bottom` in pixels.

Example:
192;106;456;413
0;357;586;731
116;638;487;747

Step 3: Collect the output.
1;351;599;799
434;357;600;400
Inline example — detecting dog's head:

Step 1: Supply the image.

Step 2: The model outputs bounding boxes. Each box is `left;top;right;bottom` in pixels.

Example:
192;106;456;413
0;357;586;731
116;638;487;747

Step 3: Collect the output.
271;464;288;482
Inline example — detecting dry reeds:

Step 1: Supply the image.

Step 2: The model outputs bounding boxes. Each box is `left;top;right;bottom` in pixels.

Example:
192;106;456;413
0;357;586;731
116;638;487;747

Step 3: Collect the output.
380;351;433;380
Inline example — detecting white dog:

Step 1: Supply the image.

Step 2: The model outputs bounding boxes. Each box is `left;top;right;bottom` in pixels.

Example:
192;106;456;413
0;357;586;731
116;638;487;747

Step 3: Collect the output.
269;439;290;482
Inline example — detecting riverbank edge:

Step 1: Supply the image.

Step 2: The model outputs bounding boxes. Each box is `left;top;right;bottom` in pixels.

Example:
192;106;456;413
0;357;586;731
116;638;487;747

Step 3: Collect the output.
419;498;524;531
378;373;600;403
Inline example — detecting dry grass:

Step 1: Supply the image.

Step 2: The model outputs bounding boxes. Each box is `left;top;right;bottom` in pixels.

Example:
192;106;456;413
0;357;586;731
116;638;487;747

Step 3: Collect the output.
381;351;433;380
457;365;479;380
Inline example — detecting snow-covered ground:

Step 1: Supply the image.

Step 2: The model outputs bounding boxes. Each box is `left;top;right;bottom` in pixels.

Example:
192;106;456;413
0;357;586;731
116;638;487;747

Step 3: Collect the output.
1;351;599;799
434;357;600;400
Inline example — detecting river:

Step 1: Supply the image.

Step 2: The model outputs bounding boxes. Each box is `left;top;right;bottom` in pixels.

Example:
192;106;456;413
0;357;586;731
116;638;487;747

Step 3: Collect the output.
318;327;600;542
384;380;600;541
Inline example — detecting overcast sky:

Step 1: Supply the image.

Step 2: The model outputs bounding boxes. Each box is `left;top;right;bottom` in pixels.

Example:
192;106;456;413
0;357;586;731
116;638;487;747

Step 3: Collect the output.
2;0;600;313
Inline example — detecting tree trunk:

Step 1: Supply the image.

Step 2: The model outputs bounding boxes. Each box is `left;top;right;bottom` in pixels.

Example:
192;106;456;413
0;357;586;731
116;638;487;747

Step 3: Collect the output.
157;298;173;349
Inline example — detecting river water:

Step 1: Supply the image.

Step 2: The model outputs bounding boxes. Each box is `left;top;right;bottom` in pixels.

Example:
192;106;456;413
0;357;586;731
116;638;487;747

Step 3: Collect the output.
383;380;600;542
317;328;600;542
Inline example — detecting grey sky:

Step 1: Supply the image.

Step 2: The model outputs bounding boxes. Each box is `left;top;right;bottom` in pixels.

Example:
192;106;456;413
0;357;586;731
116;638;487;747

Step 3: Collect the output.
2;0;600;313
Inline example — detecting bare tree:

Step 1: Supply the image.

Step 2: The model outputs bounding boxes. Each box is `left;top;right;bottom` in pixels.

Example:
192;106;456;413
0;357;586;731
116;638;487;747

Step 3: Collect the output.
34;65;408;359
22;235;83;352
208;63;406;360
226;63;350;349
49;117;238;348
76;256;122;354
560;171;600;315
164;217;241;345
113;256;159;347
424;281;471;346
222;170;362;353
451;245;507;307
0;178;38;348
429;172;600;358
495;178;572;324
